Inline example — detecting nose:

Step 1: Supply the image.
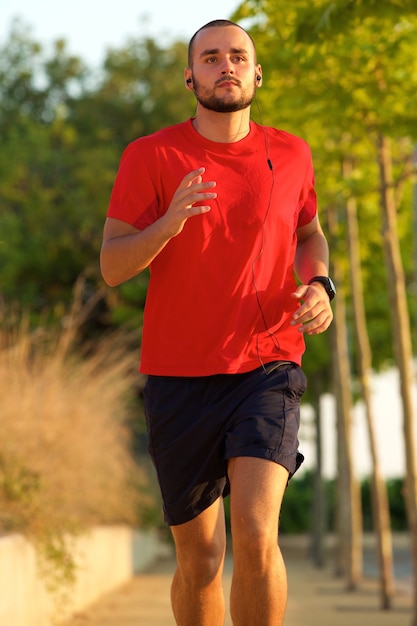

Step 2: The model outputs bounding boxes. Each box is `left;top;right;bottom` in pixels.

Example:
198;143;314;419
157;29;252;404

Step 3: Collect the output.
220;57;234;75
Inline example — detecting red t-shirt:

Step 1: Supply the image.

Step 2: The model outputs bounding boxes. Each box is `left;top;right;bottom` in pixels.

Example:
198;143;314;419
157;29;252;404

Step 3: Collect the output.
107;119;317;375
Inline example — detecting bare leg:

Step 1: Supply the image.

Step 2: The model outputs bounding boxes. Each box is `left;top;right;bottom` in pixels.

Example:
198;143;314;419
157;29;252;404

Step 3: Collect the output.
170;497;227;626
228;457;289;626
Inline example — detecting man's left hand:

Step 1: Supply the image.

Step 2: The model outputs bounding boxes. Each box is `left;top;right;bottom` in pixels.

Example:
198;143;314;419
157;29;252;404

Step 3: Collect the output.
290;283;333;335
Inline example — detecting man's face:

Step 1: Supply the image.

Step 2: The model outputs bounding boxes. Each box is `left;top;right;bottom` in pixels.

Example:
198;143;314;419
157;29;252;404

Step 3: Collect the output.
187;25;261;113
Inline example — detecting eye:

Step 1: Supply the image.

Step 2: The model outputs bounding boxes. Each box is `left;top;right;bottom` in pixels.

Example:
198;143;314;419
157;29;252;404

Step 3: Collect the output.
205;56;218;64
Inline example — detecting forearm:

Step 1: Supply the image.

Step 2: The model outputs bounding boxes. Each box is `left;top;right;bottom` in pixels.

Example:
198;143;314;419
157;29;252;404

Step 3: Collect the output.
294;230;329;284
100;217;173;287
291;225;333;335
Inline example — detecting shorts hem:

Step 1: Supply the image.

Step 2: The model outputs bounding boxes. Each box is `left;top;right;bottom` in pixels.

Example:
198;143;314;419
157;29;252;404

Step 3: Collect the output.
166;486;227;527
225;447;304;478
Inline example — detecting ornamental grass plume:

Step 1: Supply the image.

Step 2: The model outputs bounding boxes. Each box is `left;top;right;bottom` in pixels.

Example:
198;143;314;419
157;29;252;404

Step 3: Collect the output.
0;308;153;540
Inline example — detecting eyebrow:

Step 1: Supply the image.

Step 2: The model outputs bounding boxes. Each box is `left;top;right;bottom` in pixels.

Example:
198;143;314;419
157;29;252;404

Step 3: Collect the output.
199;47;249;58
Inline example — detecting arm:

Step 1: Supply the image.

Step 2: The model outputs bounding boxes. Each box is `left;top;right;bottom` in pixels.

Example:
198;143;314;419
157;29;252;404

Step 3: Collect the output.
100;168;217;286
291;215;333;335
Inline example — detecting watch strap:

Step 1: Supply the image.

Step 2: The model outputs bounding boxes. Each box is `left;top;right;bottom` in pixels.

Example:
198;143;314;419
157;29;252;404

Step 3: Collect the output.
308;276;336;301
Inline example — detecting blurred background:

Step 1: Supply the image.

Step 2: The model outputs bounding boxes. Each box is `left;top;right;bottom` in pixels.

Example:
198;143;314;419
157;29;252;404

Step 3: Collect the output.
1;0;417;618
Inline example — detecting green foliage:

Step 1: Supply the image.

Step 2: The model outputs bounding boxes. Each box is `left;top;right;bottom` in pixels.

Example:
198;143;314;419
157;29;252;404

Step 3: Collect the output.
386;477;409;530
301;332;333;402
223;471;408;534
295;0;417;40
36;532;79;619
0;19;191;326
361;476;408;531
280;471;317;534
284;473;408;534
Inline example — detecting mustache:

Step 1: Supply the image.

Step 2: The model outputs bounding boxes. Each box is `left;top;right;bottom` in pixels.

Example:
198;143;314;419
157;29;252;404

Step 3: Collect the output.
215;75;241;87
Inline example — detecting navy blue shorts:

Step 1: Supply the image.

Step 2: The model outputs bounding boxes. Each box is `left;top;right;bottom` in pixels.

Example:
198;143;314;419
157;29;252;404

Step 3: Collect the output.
143;362;306;526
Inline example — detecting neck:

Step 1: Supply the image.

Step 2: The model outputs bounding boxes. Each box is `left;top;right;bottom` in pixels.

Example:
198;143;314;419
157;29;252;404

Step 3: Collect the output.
192;106;251;143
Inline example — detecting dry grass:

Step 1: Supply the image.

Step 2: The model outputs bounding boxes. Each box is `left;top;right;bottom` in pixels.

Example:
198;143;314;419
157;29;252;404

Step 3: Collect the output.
0;309;154;541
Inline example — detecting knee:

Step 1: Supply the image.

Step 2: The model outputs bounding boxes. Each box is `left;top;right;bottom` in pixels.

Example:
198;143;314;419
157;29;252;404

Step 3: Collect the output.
232;517;278;565
175;536;226;587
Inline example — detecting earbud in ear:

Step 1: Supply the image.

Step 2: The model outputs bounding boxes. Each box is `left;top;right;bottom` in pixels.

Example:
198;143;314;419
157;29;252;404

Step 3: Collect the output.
186;78;192;85
256;75;262;82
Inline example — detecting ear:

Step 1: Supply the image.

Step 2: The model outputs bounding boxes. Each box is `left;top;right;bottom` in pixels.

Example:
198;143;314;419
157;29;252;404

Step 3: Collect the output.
184;68;193;90
255;64;263;87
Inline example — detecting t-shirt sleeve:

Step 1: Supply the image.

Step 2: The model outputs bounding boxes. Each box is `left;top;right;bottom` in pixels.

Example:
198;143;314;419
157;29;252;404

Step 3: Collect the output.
107;141;159;230
296;145;317;228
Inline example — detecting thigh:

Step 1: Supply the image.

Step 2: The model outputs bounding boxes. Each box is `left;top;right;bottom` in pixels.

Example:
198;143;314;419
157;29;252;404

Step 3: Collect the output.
171;497;227;569
228;457;289;541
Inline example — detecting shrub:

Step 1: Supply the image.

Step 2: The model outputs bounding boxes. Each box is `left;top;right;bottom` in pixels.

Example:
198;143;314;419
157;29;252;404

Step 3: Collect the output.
0;307;157;593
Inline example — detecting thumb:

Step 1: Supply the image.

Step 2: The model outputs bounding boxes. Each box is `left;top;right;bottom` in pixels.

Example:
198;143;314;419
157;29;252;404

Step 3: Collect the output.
291;284;309;300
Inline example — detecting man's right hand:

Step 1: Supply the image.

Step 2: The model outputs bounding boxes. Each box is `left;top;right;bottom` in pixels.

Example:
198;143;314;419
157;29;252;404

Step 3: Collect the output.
100;168;217;287
161;167;217;238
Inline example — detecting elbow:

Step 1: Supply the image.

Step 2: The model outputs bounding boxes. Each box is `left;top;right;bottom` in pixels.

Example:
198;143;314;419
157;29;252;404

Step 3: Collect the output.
100;252;122;287
100;253;145;286
102;276;120;288
101;268;121;288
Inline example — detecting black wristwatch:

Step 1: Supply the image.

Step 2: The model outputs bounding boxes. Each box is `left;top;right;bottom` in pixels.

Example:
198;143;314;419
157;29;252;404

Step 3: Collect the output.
308;276;336;301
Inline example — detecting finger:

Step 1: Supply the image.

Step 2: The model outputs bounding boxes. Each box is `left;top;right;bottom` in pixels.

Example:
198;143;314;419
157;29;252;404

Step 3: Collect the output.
291;285;309;301
305;317;333;335
179;181;217;206
182;168;214;190
293;299;324;323
174;168;205;193
296;310;333;335
185;204;213;216
291;302;318;325
181;168;218;190
184;189;218;209
173;183;217;214
184;167;205;184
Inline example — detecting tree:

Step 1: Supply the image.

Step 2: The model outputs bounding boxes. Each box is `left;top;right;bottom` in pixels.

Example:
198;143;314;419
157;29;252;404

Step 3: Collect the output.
0;21;101;312
377;133;417;620
294;1;417;616
344;156;394;608
233;1;417;610
328;205;363;587
0;21;193;326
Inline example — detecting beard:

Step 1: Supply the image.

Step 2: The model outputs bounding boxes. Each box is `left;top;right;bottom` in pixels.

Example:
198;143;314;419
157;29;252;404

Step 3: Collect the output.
192;76;256;113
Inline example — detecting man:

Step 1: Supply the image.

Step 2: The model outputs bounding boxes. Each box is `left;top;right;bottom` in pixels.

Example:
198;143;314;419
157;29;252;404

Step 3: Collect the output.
101;19;334;626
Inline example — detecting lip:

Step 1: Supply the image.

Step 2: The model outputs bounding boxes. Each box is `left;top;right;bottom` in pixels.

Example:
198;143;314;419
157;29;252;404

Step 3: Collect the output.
217;80;239;88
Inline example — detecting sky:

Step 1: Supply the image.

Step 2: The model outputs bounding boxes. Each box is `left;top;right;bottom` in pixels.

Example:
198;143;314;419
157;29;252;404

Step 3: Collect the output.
0;0;243;67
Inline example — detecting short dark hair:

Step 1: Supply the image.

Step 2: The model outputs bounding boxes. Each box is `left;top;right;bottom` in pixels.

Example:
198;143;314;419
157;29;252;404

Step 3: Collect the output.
187;19;256;67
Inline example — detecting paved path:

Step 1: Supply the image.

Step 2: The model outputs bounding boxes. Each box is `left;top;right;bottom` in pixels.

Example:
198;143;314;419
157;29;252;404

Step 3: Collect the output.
66;537;412;626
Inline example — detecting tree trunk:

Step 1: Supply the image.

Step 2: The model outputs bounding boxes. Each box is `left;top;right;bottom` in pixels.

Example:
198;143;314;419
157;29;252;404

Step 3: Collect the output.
310;380;327;568
328;206;363;589
344;159;395;609
377;134;417;624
